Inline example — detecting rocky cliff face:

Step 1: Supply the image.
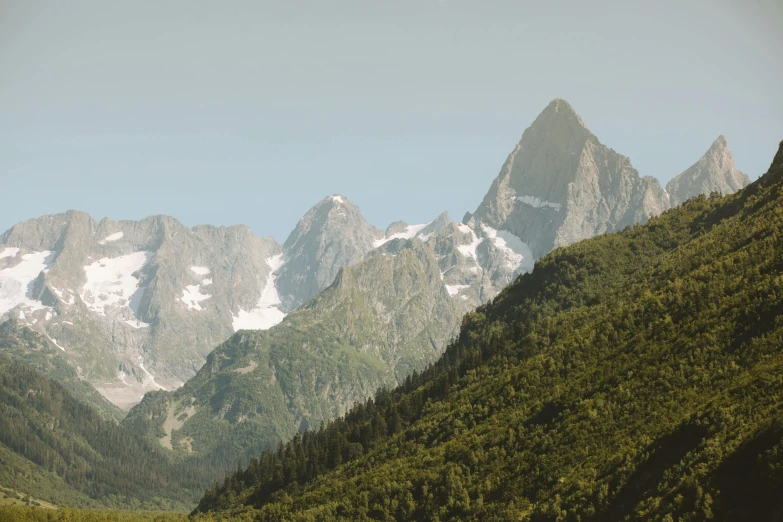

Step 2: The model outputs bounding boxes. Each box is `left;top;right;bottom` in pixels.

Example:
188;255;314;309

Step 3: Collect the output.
471;99;669;261
1;99;751;421
0;212;281;409
121;235;465;458
464;101;751;297
275;195;383;312
666;135;750;206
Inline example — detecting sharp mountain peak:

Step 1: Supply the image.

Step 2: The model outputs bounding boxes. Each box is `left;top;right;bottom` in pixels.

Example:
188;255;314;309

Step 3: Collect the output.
665;134;750;207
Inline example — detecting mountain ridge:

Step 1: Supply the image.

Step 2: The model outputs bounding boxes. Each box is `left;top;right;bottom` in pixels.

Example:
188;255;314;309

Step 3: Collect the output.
194;139;783;521
0;99;752;418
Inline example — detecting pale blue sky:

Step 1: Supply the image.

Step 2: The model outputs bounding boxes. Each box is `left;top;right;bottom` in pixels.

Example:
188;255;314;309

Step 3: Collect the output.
1;0;781;242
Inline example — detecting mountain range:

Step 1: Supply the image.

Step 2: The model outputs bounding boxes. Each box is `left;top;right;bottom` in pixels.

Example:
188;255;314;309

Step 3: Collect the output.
194;139;783;522
0;100;752;464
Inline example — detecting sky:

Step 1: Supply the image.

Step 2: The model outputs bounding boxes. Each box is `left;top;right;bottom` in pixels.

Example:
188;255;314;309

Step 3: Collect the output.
1;0;781;242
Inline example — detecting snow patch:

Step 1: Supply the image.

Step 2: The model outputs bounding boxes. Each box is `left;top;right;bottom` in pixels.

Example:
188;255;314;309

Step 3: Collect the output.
373;223;430;248
181;283;212;311
98;232;124;245
481;225;534;271
201;278;212;286
48;337;65;352
62;321;74;326
456;227;483;262
331;195;344;204
50;287;75;305
190;266;210;276
0;251;56;316
445;284;470;296
232;254;286;331
118;371;131;386
80;252;152;320
0;247;20;260
138;356;167;391
125;319;150;329
517;195;562;211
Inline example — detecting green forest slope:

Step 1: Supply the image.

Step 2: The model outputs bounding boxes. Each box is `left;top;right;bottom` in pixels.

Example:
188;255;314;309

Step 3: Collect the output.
0;357;205;511
0;320;124;423
122;239;460;466
194;142;783;522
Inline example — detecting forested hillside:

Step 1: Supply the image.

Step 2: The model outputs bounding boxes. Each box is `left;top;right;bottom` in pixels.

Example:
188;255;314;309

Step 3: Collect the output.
0;357;205;511
193;142;783;521
122;238;462;466
0;320;124;423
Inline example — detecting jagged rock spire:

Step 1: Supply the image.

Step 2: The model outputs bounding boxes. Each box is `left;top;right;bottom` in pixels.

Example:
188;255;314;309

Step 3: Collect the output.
665;136;750;206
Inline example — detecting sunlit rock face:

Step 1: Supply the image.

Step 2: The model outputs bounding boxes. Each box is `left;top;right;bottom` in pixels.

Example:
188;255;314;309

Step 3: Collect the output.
472;98;669;264
0;211;281;408
666;135;750;207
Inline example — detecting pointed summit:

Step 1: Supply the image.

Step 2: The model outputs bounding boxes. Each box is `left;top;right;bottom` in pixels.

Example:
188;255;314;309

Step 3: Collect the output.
275;195;383;310
538;98;584;122
472;98;667;260
665;135;750;206
528;98;588;141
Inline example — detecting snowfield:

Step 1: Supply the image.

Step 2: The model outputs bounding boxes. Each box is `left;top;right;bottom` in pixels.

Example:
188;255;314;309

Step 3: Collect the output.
0;247;20;260
232;254;286;331
181;282;212;311
517;195;562;211
445;284;470;296
98;232;124;244
0;250;56;316
373;223;430;248
481;224;534;271
80;252;153;320
456;224;483;262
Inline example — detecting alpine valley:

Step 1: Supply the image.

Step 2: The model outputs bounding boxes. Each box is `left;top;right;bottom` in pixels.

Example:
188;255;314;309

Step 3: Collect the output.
0;100;764;517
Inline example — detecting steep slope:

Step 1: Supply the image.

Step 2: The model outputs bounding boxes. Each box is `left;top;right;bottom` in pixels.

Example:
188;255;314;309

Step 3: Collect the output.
0;444;97;509
0;213;281;409
125;99;748;465
666;135;751;206
195;141;783;522
0;357;206;510
122;237;463;463
470;98;669;260
1;101;741;414
275;195;384;311
0;319;124;422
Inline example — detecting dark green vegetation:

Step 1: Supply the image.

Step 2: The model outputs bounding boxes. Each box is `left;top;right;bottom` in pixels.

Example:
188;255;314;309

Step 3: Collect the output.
0;505;188;521
195;143;783;521
0;320;124;423
123;239;460;466
0;357;208;511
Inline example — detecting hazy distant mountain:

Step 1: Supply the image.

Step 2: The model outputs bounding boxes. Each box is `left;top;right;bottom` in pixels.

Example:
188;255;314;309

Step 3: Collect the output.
469;98;669;261
121;99;701;461
0;212;281;409
121;235;469;458
275;195;384;311
666;135;750;206
0;319;124;422
196;140;783;522
0;98;750;421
